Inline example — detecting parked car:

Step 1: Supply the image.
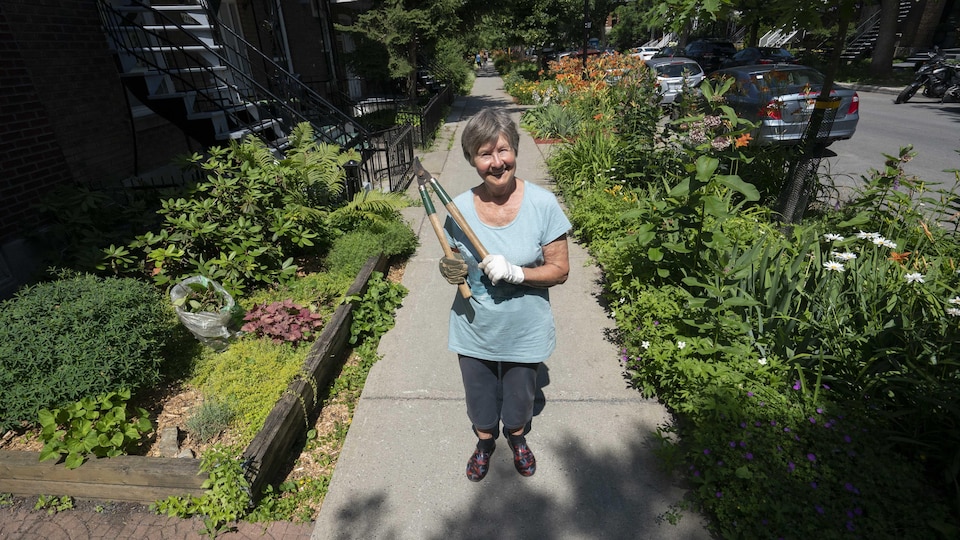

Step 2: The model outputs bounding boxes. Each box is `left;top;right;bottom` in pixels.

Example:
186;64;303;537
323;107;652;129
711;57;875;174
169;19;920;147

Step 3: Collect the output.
721;47;799;68
629;46;660;61
652;46;683;59
683;39;737;73
645;56;705;104
709;64;860;145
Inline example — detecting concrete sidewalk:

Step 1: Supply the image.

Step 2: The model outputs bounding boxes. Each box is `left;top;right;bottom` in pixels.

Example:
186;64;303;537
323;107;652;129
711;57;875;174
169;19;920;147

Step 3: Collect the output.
310;65;712;540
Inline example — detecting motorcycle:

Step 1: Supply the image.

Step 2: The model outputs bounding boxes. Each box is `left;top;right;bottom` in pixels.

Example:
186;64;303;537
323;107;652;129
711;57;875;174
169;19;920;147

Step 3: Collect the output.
894;48;960;104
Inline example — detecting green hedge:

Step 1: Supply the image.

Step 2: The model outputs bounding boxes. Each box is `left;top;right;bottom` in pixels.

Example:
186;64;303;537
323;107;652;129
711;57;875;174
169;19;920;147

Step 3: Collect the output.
0;273;175;431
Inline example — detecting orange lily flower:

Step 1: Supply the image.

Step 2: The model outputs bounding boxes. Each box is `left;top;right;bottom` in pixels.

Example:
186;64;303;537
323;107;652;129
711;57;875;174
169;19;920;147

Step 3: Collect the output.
888;251;911;264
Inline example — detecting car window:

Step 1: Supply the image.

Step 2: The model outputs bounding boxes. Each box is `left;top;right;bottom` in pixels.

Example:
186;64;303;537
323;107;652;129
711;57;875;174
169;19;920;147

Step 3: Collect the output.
755;68;824;94
654;62;703;77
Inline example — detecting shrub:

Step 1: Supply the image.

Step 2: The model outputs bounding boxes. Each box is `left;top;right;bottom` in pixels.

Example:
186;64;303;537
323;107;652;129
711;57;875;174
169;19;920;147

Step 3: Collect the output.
323;221;418;278
0;273;175;431
520;103;584;140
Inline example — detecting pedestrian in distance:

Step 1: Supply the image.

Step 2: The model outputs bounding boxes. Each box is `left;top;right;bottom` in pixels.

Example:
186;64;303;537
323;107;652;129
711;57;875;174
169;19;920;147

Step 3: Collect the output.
475;52;483;69
438;108;572;481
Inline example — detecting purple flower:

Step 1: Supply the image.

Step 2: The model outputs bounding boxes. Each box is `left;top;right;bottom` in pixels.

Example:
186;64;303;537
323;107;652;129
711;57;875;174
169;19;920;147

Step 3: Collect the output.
816;407;823;414
788;461;795;472
844;435;852;443
740;422;747;429
770;420;777;426
729;441;736;447
807;453;817;462
816;505;824;514
846;521;855;531
845;482;860;494
811;481;818;489
717;460;724;466
745;452;754;460
747;391;754;397
809;417;817;424
716;491;723;498
823;384;831;390
784;427;791;432
793;380;801;390
703;449;711;455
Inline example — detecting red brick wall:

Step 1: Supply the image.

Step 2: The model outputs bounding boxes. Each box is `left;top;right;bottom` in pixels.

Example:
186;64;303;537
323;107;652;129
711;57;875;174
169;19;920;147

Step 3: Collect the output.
0;4;74;241
282;0;334;95
0;0;193;244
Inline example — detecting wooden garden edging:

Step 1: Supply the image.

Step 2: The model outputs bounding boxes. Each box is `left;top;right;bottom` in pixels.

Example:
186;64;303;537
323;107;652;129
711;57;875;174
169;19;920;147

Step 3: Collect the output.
0;254;388;504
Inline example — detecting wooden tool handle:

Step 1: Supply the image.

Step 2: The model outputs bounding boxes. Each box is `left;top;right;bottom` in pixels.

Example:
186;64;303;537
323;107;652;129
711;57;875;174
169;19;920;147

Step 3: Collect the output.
427;213;472;299
442;202;489;260
429;179;490;260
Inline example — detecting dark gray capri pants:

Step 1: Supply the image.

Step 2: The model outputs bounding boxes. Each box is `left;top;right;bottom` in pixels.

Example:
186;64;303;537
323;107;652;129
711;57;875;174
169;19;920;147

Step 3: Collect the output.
458;355;540;433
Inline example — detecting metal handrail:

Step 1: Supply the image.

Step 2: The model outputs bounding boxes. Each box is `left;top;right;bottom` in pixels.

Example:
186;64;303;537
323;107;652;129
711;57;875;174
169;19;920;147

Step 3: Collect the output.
97;0;369;151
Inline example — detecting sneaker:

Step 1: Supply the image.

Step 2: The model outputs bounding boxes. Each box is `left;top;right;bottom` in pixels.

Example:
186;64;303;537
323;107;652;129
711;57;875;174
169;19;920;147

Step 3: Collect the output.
504;428;536;477
466;440;495;482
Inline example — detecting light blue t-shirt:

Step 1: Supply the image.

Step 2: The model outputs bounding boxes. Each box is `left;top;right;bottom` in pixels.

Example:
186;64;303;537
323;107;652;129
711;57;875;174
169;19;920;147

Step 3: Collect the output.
444;181;572;363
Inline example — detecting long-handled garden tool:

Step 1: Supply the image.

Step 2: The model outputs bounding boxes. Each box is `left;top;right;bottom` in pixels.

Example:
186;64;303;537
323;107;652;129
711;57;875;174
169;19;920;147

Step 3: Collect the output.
413;157;490;299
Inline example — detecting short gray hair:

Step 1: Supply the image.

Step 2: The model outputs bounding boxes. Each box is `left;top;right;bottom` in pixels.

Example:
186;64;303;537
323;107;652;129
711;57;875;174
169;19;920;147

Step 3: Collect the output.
461;108;520;165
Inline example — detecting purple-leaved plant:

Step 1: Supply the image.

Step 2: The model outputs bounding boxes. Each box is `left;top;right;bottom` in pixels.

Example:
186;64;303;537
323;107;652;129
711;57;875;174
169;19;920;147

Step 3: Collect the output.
241;299;324;345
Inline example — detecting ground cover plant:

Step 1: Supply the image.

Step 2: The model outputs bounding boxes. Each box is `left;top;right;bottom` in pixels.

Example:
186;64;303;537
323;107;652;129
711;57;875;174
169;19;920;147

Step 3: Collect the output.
503;52;960;538
0;122;418;526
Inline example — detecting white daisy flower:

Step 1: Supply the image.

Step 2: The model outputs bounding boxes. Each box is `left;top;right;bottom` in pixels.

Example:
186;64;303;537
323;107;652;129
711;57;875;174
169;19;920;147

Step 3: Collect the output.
947;308;960;317
856;230;879;240
905;273;925;284
677;341;686;350
877;238;897;249
641;341;651;350
831;251;857;261
823;261;845;272
758;357;768;365
949;297;960;305
823;233;844;242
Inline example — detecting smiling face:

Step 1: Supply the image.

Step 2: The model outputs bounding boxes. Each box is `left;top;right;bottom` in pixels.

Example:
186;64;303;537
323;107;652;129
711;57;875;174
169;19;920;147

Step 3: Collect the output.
473;133;517;196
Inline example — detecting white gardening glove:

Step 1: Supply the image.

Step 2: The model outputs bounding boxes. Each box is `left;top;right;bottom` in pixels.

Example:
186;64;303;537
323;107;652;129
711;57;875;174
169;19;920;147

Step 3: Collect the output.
478;254;524;285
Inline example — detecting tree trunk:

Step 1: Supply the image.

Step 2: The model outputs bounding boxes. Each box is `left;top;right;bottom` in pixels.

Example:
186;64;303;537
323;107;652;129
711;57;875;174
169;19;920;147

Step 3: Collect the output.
870;0;901;77
914;0;949;48
899;0;927;46
776;0;854;224
407;39;418;101
744;20;757;47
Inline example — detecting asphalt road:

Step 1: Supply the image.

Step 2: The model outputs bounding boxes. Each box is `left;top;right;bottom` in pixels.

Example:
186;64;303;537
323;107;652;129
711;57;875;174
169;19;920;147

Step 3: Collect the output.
823;89;960;196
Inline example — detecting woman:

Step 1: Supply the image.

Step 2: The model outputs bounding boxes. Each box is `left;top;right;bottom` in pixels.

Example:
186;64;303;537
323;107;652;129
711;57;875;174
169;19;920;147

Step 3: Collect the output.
439;108;571;482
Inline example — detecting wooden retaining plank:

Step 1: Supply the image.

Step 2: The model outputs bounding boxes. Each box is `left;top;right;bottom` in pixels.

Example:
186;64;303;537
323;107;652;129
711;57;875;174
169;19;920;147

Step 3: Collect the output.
0;451;204;501
242;254;388;497
0;254;389;504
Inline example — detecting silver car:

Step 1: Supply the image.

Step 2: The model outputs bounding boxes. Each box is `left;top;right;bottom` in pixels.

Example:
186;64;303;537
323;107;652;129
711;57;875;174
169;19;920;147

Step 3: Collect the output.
709;64;860;145
644;57;705;105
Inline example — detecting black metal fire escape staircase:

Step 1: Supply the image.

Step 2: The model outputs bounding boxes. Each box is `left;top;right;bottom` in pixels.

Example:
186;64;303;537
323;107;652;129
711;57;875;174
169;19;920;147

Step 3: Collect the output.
839;0;914;61
96;0;369;155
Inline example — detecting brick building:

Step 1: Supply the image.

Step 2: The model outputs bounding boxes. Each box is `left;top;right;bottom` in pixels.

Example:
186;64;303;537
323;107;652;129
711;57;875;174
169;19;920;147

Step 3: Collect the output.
0;0;373;298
